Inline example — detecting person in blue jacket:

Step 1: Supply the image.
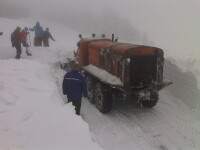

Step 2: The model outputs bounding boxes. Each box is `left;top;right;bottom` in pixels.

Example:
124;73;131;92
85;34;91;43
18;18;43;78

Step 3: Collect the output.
62;63;87;115
29;22;44;46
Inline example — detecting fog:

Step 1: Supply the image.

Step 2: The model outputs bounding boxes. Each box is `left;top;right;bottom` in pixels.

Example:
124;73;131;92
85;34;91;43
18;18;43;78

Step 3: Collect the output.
1;0;200;58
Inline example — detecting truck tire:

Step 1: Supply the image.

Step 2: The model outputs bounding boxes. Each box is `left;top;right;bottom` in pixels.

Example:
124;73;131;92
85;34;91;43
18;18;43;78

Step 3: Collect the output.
142;92;158;108
94;83;112;113
86;75;95;104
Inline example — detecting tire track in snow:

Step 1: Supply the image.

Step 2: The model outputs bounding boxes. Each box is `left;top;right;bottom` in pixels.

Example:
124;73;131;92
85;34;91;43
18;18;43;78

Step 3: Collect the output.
110;108;168;150
111;88;200;149
152;104;200;150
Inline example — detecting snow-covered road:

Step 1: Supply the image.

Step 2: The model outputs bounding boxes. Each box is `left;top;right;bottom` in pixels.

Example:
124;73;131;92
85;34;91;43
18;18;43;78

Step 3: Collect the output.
81;92;200;150
80;60;200;150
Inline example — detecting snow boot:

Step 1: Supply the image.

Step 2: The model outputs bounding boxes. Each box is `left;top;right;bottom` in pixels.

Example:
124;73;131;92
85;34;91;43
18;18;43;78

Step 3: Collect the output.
15;55;20;59
26;50;32;56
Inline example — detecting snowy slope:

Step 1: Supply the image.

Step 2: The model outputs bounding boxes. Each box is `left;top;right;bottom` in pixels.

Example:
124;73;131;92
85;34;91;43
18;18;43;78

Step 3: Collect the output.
1;18;200;150
0;49;102;150
0;18;102;150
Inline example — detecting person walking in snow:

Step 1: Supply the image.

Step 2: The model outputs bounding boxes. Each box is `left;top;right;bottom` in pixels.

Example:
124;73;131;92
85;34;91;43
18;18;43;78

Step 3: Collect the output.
42;27;55;47
0;32;3;36
20;27;32;56
62;63;87;115
29;22;44;46
11;27;22;59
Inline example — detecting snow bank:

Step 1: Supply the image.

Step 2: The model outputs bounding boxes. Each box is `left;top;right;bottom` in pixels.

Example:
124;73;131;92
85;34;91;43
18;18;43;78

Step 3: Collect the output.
0;17;102;150
0;58;101;150
164;57;200;116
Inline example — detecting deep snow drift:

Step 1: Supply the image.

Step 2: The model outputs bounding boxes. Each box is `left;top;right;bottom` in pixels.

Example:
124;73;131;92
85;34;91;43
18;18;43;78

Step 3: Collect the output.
1;18;200;150
0;50;102;150
0;18;102;150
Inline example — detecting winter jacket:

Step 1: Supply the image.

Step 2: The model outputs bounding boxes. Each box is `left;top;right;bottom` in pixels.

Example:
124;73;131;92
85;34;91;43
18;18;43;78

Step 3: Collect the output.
62;70;87;100
43;31;55;41
20;30;28;42
30;25;44;38
11;30;21;46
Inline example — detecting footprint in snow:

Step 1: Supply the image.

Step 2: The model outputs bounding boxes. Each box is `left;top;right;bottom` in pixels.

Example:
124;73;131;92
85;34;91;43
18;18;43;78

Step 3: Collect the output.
21;111;33;122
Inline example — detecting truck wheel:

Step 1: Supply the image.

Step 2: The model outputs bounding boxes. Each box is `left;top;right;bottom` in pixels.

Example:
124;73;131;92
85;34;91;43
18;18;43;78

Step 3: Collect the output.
94;83;112;113
86;76;95;104
142;92;158;108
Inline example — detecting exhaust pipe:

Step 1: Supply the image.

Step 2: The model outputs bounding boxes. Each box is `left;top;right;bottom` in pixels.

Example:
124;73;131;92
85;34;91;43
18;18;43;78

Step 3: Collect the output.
112;34;114;41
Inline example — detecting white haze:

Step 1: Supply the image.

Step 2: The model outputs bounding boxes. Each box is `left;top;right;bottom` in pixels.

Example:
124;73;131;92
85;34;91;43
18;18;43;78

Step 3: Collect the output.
1;17;200;150
1;0;200;58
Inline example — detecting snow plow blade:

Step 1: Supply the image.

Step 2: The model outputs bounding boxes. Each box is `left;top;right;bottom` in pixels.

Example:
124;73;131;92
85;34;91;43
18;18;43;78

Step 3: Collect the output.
155;79;173;91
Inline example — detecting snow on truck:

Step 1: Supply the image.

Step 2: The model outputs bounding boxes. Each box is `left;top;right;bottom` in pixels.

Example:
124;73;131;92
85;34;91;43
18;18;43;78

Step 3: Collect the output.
70;37;172;113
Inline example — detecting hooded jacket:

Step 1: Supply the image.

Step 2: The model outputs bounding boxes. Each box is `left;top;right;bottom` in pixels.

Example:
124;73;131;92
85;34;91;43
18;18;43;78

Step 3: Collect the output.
62;70;87;100
11;30;21;46
30;25;44;38
43;30;55;41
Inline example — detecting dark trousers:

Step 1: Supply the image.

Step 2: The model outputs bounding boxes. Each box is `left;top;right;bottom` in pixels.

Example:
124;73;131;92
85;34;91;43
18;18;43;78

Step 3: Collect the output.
15;44;22;59
69;100;82;115
34;37;43;46
22;41;30;54
22;41;29;48
43;39;49;47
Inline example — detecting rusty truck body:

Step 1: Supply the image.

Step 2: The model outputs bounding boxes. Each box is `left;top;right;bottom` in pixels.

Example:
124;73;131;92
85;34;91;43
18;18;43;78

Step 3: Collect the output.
77;38;172;113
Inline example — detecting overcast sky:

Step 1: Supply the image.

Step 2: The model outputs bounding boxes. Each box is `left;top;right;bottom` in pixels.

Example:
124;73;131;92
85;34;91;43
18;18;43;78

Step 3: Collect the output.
1;0;200;57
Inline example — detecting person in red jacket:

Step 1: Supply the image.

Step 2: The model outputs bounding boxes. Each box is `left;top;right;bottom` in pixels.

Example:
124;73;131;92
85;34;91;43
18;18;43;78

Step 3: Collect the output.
20;27;32;56
11;27;22;59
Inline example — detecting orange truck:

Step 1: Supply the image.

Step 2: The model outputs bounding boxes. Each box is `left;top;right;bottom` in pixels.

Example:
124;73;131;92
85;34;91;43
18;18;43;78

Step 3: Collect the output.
76;37;172;113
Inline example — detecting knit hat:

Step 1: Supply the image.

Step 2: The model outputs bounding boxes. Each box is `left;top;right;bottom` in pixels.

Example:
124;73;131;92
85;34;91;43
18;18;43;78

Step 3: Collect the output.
16;26;21;31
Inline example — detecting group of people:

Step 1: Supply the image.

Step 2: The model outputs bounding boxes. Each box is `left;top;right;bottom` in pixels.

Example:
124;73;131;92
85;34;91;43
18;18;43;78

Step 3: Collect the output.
8;25;86;115
29;22;55;47
11;27;32;59
10;22;55;59
8;23;86;115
